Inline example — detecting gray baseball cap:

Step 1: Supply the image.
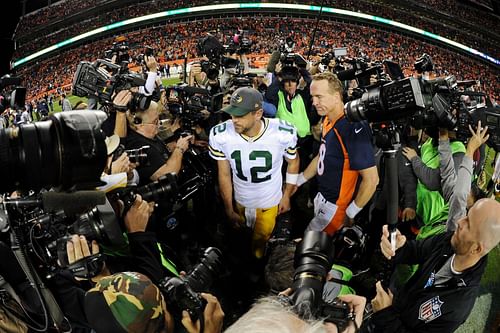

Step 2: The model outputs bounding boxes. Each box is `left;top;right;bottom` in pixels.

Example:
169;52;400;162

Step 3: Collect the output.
222;87;263;116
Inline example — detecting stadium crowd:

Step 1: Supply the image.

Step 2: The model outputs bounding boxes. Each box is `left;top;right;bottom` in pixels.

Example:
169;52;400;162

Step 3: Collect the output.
18;16;500;105
12;0;500;60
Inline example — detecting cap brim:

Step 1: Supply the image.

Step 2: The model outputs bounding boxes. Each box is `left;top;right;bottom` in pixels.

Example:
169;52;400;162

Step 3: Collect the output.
222;104;252;116
105;135;120;155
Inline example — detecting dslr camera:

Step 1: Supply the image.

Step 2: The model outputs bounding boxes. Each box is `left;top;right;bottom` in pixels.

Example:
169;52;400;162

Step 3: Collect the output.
113;144;150;166
158;247;223;321
281;231;355;332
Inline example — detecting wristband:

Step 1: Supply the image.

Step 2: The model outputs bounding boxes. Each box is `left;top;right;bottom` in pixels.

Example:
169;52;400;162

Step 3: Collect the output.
113;104;128;112
346;201;362;219
296;173;308;187
285;172;299;185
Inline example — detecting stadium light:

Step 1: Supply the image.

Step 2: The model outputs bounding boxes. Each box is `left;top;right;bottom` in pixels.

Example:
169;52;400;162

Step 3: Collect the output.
12;2;500;68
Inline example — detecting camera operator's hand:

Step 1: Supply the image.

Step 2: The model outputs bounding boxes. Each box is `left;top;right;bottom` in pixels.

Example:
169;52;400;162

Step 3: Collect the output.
380;225;406;259
112;90;132;112
111;152;133;174
66;235;110;282
146;56;158;72
190;63;203;76
336;294;366;333
401;147;418;161
371;281;393;313
466;121;489;157
181;293;224;333
401;207;416;222
124;194;155;233
175;135;193;154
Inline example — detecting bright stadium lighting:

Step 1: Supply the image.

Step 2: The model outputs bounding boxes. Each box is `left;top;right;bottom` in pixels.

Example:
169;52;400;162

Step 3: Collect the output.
13;2;500;68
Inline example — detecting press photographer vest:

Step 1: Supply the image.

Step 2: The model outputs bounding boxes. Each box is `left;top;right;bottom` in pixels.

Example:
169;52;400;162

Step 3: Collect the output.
277;90;310;138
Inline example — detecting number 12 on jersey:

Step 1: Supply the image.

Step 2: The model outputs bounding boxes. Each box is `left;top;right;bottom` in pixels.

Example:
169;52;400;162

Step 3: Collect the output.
230;150;272;183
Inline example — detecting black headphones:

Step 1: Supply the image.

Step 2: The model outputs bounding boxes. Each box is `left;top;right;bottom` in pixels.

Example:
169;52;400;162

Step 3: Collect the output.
132;113;142;125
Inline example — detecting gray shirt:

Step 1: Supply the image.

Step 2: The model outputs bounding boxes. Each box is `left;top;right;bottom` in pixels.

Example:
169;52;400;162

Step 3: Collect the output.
439;139;473;231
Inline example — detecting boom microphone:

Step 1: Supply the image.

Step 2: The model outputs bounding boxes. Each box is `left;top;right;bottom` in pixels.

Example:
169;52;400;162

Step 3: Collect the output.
41;191;106;215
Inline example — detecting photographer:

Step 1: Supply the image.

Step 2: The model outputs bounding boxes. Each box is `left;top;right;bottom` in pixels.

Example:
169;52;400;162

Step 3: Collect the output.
48;195;169;331
265;51;314;140
87;40;159;111
401;127;466;235
224;293;365;333
369;198;500;333
83;271;223;333
124;99;192;185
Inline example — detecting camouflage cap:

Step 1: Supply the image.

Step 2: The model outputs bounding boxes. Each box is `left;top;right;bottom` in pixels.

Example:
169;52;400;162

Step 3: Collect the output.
84;272;166;333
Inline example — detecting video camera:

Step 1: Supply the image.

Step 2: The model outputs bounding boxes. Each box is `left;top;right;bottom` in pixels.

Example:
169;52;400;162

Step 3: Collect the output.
158;247;223;321
103;39;130;63
343;54;500;150
0;75;26;112
165;84;223;130
225;30;252;55
279;231;354;332
196;34;225;81
1;192;125;280
72;58;149;109
135;45;155;66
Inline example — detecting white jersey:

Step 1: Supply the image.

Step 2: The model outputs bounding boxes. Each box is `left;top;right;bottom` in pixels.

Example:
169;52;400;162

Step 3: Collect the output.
209;118;298;208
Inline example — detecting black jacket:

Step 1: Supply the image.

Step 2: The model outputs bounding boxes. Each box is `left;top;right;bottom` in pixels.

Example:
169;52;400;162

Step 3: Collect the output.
371;232;487;333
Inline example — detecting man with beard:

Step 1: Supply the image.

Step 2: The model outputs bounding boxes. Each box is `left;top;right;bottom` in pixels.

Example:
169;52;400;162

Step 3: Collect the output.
209;87;300;258
369;198;500;333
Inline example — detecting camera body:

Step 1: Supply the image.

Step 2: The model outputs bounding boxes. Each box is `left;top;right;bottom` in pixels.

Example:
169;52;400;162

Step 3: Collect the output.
113;144;150;166
72;59;147;107
135;45;155;66
158;247;222;321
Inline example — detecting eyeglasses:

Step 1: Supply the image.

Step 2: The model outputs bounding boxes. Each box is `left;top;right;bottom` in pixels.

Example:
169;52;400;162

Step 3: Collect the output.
142;118;159;126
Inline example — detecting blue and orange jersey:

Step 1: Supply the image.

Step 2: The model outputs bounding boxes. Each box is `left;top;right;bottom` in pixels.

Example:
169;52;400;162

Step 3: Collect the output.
317;115;375;207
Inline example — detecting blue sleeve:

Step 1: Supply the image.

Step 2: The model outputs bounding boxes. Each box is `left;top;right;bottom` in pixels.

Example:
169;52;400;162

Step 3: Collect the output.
342;121;376;170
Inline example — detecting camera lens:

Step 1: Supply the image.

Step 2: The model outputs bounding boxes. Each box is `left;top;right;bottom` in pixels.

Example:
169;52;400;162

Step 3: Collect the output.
291;231;335;318
0;111;107;192
184;247;223;292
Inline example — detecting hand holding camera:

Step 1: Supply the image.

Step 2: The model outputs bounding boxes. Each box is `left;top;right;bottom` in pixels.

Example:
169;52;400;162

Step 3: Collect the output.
181;293;224;333
124;194;155;233
112;89;132;112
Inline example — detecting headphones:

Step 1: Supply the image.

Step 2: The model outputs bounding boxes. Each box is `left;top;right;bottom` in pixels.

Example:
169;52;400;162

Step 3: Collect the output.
132;113;142;125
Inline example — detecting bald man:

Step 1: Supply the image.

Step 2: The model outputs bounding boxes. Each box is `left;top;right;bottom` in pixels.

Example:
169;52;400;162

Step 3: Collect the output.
368;198;500;333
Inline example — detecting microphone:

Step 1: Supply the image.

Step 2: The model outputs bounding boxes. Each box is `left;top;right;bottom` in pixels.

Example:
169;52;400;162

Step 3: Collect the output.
182;86;210;96
41;191;106;215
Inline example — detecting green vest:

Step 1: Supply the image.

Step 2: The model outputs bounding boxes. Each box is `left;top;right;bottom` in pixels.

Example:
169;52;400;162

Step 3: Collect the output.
277;90;310;138
416;138;466;238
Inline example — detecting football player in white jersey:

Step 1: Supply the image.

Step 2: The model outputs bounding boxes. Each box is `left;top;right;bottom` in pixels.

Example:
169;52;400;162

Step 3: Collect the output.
209;87;300;258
